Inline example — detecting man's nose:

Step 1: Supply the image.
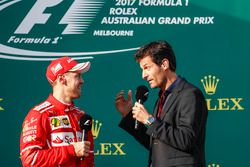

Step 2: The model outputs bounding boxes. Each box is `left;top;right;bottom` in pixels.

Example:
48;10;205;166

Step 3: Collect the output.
142;71;148;80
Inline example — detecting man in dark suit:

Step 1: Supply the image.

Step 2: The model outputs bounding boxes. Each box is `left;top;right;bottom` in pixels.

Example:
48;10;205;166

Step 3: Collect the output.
115;40;208;167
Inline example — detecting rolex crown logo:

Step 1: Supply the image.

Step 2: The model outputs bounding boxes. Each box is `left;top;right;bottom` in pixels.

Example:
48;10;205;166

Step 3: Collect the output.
91;119;102;139
201;75;219;95
208;163;220;167
0;98;4;111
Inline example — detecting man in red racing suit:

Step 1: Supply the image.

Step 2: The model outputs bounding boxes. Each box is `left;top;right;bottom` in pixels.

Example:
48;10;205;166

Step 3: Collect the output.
20;57;94;167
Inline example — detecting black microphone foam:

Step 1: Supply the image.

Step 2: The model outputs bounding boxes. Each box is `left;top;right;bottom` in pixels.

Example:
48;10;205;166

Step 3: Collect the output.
80;114;92;132
135;85;149;104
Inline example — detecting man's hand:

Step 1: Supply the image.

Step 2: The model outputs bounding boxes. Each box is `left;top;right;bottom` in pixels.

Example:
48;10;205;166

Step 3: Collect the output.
115;90;133;117
132;102;150;124
71;141;91;157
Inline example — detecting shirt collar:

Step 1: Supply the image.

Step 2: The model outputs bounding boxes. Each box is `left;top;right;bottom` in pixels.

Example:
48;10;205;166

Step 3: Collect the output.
159;76;182;97
47;94;75;112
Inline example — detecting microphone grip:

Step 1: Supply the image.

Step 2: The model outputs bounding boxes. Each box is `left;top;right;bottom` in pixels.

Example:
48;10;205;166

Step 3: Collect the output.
81;130;87;161
134;99;142;130
135;120;139;130
82;130;85;142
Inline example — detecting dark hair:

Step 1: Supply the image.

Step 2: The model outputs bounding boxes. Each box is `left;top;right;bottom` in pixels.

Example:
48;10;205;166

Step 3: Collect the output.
134;40;176;72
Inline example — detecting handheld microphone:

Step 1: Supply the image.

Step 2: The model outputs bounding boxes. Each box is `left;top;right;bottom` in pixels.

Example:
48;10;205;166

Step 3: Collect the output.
80;114;92;141
79;114;92;160
135;85;149;130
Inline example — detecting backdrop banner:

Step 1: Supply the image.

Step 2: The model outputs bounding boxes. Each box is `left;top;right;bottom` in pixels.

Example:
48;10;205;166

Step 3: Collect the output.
0;0;249;166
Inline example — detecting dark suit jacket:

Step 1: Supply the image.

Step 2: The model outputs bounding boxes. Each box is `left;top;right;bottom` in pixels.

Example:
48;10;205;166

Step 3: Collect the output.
119;78;208;167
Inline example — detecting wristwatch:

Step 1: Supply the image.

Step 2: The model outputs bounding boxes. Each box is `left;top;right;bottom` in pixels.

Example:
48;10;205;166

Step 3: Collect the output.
147;115;155;125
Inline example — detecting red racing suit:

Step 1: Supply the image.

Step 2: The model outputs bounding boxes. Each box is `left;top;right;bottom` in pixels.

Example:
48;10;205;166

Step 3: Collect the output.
20;94;94;167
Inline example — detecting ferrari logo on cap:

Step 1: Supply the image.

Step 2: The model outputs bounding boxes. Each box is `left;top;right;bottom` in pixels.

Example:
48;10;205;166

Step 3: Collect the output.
51;63;63;75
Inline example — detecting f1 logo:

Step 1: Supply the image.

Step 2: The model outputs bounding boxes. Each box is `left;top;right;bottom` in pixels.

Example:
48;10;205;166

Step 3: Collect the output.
14;0;102;35
84;120;90;126
15;0;63;34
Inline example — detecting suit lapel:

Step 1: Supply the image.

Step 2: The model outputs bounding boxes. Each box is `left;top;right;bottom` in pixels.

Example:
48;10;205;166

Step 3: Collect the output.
153;100;159;117
160;92;177;119
160;79;186;119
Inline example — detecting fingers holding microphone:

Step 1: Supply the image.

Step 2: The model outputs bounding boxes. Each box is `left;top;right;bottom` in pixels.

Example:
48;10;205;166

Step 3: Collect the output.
132;102;150;124
72;141;91;157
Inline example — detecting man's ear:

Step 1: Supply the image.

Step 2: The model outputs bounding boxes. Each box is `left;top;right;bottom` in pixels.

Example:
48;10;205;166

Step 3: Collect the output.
161;58;169;70
57;75;66;85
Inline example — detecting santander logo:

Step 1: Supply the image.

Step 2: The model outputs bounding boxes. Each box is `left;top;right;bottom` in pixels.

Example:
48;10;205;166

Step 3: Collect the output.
51;132;75;145
52;136;64;144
